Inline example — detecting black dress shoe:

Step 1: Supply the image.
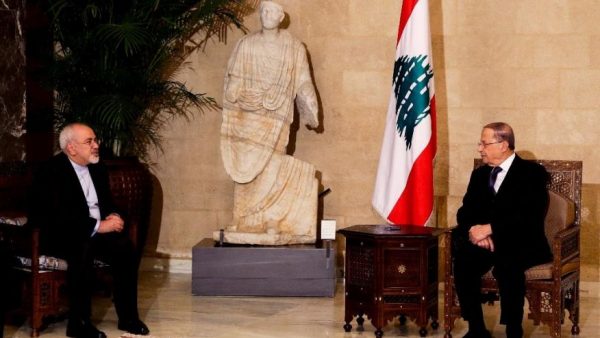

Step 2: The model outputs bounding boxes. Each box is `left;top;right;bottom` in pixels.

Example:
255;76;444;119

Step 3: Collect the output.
66;319;107;338
118;318;150;335
462;329;492;338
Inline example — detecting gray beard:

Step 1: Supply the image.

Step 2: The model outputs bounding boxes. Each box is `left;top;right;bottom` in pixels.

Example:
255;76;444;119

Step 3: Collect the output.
89;154;100;164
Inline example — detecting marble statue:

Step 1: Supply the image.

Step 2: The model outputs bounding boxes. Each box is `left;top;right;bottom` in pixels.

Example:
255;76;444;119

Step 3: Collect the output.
215;0;319;245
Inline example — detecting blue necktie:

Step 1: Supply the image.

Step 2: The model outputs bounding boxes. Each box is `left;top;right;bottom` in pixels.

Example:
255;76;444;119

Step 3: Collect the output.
489;166;502;194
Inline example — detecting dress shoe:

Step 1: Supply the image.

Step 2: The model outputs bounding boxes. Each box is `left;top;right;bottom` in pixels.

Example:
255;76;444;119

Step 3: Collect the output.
118;318;150;335
66;319;107;338
462;329;492;338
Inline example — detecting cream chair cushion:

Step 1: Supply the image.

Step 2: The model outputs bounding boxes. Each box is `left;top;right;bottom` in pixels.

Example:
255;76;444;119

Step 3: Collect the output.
543;190;576;246
525;190;576;281
481;191;576;281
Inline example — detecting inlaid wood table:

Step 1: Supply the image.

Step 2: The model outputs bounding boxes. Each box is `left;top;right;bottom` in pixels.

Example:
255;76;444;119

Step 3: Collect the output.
339;224;443;337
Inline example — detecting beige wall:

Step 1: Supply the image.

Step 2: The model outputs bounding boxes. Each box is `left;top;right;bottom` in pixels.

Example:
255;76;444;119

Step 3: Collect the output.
147;0;600;281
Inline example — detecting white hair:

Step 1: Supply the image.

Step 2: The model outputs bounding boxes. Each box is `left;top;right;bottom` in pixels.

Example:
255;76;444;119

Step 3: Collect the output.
259;0;283;13
58;123;88;151
59;124;74;150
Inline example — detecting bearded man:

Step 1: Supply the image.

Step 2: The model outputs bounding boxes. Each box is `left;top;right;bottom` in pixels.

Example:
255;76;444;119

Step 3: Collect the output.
28;123;149;338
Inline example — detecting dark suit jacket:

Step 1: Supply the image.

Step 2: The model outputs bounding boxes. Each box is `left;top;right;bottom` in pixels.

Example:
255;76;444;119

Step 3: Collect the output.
28;153;118;257
455;155;552;270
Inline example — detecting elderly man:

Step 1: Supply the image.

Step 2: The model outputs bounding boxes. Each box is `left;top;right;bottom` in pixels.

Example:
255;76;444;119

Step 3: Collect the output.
28;123;148;338
452;122;552;338
219;0;319;245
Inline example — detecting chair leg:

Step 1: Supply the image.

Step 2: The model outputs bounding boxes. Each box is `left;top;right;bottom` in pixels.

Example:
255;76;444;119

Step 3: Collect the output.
525;288;542;325
444;277;457;338
569;280;580;335
549;290;562;338
30;281;43;338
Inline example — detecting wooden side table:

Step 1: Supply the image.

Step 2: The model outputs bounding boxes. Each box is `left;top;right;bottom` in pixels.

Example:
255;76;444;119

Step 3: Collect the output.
339;224;443;337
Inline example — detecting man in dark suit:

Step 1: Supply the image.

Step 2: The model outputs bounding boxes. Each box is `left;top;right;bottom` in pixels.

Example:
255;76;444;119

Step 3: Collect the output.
28;123;149;338
452;122;552;338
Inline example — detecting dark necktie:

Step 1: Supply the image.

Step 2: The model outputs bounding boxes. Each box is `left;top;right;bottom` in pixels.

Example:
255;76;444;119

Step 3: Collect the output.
489;166;502;194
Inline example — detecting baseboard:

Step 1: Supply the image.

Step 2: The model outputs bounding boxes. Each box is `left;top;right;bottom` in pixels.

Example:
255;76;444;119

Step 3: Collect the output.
139;256;599;298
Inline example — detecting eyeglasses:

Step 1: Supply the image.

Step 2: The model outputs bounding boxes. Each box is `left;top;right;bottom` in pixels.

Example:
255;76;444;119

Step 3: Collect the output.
77;138;99;147
477;141;502;148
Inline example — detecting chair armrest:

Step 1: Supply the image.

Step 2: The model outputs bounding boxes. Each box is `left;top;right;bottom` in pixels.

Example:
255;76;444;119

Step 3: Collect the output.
30;227;41;274
0;223;41;274
551;224;579;277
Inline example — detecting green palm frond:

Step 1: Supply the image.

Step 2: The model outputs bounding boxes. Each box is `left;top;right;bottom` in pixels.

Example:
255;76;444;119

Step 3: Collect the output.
96;22;151;57
48;0;256;160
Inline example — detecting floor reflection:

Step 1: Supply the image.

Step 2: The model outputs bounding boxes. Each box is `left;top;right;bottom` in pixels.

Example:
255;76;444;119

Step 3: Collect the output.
4;272;599;337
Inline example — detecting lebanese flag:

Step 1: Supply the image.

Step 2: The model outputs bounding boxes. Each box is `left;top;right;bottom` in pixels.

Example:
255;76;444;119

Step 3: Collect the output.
372;0;437;226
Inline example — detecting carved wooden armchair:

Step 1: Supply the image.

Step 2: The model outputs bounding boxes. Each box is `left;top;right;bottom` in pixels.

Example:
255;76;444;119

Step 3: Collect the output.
0;224;69;337
443;160;582;338
0;161;68;337
0;160;150;337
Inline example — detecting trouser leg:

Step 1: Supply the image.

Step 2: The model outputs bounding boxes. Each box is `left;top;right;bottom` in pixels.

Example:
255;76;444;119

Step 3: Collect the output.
66;242;95;321
493;263;526;338
452;230;494;330
93;232;139;321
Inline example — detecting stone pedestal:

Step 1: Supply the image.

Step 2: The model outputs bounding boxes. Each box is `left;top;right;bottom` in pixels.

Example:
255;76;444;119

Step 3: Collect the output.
192;238;335;297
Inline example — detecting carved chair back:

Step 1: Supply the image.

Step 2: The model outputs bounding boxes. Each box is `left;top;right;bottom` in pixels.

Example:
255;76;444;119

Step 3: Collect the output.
444;159;582;338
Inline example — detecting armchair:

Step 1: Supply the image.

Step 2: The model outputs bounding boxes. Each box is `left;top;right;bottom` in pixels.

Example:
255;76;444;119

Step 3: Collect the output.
0;160;148;337
443;159;582;338
0;161;68;337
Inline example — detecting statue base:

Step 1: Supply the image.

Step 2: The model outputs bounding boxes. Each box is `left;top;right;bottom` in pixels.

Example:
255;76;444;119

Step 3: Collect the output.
212;230;315;246
192;238;335;297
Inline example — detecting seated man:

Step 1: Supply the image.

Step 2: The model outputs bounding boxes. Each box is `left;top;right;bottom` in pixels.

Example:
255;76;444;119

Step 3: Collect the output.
28;123;149;338
452;122;552;338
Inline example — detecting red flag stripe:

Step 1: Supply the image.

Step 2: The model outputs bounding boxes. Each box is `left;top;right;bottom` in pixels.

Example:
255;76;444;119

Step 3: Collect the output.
388;97;437;225
398;0;420;44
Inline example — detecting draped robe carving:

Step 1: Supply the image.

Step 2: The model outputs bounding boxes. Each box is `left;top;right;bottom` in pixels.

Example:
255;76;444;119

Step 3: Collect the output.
215;28;319;245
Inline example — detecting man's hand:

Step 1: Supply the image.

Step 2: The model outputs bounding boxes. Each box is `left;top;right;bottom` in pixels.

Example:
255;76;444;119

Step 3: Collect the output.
468;224;492;244
475;237;495;252
98;214;124;233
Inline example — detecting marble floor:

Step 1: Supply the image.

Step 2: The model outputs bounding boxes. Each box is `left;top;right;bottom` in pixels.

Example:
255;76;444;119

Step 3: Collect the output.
4;272;599;338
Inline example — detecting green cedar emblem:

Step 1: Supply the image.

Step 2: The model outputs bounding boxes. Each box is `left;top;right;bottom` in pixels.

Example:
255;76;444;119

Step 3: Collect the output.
393;55;433;149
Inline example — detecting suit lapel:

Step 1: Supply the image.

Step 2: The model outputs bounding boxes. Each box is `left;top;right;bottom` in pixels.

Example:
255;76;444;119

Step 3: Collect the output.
58;153;88;208
88;163;108;217
495;155;522;197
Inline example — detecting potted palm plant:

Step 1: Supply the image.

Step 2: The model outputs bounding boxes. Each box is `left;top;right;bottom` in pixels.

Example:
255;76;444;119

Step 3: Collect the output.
48;0;256;159
46;0;257;253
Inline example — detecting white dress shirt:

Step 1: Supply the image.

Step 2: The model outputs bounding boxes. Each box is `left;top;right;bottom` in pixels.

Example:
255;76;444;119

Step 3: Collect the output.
493;153;516;193
69;159;101;235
